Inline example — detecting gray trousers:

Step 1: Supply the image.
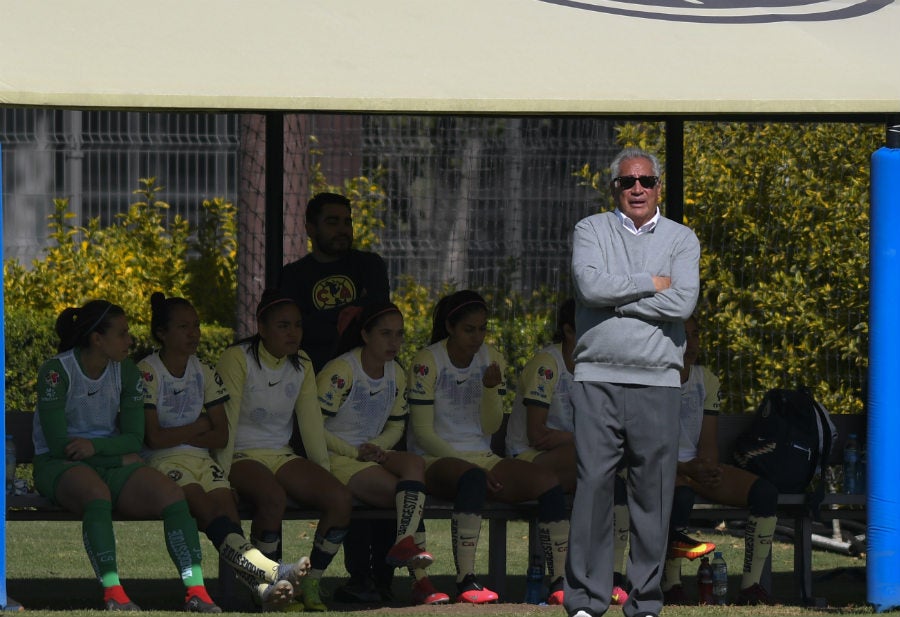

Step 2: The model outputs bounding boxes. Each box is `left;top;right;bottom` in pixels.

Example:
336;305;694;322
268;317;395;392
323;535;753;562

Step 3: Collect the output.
564;381;679;617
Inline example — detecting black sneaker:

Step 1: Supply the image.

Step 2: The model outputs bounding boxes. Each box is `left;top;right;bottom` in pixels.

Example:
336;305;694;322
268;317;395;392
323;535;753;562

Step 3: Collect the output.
455;574;499;604
105;598;141;612
184;595;222;613
668;529;716;560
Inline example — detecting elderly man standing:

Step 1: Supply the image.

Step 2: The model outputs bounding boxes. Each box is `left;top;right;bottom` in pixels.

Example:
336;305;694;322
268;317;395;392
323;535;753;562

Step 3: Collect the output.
564;147;700;617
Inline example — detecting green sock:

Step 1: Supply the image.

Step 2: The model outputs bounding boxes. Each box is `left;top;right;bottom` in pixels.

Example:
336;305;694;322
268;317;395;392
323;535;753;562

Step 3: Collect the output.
83;499;121;588
162;500;205;588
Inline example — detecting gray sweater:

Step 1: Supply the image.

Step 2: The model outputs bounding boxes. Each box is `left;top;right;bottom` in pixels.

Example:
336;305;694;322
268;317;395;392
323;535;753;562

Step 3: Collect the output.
571;211;700;387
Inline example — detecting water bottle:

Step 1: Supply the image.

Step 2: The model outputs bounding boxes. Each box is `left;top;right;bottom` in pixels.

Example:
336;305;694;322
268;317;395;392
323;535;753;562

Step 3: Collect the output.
524;565;544;604
5;435;16;497
711;551;728;605
696;556;713;605
843;433;859;494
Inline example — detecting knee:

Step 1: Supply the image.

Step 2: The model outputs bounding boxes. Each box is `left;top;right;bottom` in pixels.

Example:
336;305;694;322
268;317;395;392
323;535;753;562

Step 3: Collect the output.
254;484;288;517
330;483;354;516
537;484;567;522
455;467;487;511
748;477;778;517
403;454;426;480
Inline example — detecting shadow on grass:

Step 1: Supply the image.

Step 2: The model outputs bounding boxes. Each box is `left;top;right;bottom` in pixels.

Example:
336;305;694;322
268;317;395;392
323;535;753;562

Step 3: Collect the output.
8;568;868;612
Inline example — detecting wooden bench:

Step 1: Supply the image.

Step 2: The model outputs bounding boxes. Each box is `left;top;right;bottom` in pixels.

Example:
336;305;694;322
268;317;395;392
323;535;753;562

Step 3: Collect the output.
4;409;867;607
695;412;866;606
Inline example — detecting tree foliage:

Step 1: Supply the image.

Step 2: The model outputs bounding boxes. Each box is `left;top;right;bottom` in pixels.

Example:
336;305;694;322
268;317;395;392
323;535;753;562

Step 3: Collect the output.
578;122;876;414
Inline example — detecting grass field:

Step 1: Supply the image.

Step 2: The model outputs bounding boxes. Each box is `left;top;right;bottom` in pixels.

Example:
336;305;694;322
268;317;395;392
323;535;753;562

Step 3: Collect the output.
3;518;885;616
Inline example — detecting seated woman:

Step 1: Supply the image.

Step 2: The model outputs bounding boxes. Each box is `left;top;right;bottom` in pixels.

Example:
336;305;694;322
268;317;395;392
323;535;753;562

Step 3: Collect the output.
662;316;778;606
33;300;219;612
317;302;449;606
408;290;570;605
139;293;309;611
215;290;354;611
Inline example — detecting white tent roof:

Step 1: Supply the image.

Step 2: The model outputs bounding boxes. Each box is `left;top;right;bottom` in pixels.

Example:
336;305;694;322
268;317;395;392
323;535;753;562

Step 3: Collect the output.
2;0;898;114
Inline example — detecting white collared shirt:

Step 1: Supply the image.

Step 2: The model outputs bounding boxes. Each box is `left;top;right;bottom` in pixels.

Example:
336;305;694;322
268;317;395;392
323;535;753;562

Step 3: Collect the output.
615;207;660;235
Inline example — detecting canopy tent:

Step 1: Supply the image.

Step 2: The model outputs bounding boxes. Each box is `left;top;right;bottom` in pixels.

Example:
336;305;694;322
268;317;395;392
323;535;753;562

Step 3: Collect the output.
2;0;899;115
2;0;900;612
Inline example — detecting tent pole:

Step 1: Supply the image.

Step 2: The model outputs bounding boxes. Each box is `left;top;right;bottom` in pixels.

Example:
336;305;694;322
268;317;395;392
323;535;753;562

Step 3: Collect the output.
265;112;285;289
665;119;684;223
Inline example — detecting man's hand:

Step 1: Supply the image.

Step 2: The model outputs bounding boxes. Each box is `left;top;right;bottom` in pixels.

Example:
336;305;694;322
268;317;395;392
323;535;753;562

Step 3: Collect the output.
652;276;671;292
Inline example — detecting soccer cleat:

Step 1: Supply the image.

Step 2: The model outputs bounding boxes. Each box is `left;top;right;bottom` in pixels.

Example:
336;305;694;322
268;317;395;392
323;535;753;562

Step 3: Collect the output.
668;530;716;560
277;557;311;586
547;576;565;605
611;585;630;606
385;535;434;569
298;577;327;612
257;580;295;612
411;577;450;605
662;584;688;605
105;598;141;612
737;583;776;606
455;574;499;604
184;594;223;613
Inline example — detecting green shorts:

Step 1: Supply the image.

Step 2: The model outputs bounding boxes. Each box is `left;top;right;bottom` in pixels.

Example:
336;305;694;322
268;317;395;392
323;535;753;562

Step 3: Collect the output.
149;451;230;493
33;453;144;506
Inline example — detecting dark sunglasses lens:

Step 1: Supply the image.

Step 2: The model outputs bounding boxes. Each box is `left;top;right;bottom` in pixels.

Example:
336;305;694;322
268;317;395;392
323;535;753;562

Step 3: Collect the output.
615;176;657;189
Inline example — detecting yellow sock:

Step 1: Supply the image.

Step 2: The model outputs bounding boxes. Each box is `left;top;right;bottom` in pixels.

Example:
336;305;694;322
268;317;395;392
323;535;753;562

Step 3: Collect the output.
222;532;280;584
451;512;482;583
538;519;569;580
613;504;630;578
741;515;776;589
395;489;427;541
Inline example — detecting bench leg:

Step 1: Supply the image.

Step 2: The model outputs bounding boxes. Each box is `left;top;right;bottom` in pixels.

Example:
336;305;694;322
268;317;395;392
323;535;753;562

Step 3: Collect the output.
487;518;508;599
794;513;825;606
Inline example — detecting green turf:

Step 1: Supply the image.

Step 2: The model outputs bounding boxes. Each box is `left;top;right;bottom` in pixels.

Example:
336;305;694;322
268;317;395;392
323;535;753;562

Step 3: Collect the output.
3;519;890;616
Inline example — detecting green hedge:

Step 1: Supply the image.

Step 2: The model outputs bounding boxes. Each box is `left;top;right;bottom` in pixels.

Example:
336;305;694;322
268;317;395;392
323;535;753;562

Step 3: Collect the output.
4;307;234;412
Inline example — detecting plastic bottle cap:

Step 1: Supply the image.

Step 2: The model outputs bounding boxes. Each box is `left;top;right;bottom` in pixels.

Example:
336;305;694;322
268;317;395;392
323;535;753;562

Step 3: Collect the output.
714;552;723;558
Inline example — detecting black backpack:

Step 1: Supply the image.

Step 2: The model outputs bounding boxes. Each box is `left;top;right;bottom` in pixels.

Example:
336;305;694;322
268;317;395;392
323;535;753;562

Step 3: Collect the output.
734;387;836;511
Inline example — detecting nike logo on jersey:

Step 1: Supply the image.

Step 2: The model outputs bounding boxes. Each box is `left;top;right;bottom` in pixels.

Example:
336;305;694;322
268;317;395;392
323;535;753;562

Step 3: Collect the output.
87;389;100;396
268;381;281;387
173;388;185;395
369;389;385;396
456;379;468;385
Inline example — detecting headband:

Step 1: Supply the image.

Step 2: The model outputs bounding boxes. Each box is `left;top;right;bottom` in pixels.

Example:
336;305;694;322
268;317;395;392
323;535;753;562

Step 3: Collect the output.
256;297;295;319
83;303;113;336
361;306;401;330
446;299;487;319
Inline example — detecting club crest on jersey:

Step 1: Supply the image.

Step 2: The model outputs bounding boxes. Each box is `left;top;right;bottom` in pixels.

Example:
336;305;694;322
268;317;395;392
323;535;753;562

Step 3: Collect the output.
142;371;154;382
413;364;429;377
538;366;554;381
313;275;356;310
330;374;346;389
45;370;60;386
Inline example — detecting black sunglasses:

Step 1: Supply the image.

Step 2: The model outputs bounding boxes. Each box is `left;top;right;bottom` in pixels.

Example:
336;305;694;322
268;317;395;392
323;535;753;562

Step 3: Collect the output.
613;175;659;190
